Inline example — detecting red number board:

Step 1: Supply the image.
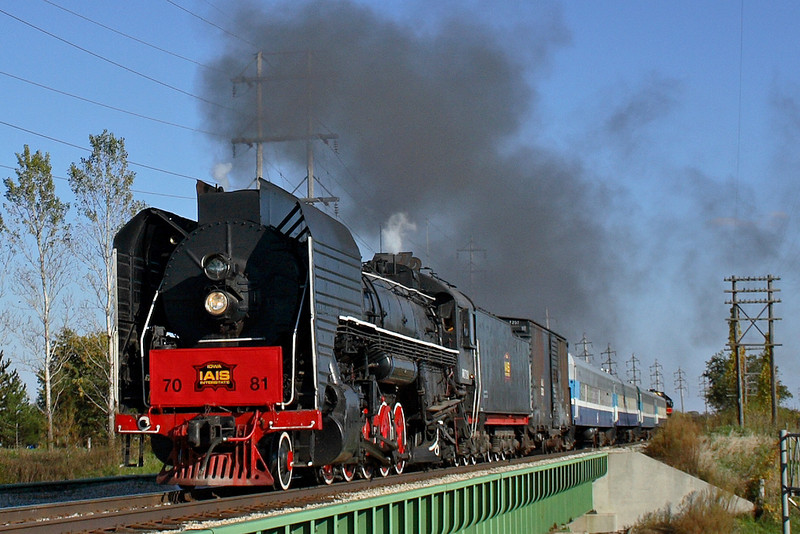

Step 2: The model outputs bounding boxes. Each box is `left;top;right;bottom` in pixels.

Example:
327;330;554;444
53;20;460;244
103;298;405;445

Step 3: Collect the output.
149;346;284;407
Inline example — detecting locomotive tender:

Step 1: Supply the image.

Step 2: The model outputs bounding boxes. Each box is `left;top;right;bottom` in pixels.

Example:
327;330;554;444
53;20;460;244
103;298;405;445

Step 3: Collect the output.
114;179;664;489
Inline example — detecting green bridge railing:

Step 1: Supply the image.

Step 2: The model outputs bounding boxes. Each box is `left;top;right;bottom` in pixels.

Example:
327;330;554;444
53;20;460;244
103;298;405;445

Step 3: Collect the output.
190;452;607;534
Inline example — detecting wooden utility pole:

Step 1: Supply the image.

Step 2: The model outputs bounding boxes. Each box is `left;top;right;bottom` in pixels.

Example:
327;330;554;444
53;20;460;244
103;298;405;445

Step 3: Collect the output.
725;275;781;426
768;276;779;424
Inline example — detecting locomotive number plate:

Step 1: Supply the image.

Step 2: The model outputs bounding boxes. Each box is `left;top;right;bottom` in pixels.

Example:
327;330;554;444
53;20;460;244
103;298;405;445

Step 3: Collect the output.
149;346;283;407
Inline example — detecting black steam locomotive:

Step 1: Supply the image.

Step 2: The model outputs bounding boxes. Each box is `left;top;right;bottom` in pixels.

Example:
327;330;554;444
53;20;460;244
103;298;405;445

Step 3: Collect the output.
114;180;573;489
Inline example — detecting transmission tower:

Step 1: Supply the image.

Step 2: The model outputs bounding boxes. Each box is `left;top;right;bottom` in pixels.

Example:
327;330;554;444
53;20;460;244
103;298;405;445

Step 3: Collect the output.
724;275;781;426
627;353;641;386
674;367;687;413
600;344;617;376
576;333;593;363
650;359;664;392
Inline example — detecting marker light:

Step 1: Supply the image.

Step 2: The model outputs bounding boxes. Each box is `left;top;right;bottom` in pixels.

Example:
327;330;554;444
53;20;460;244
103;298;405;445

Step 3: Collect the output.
203;254;229;281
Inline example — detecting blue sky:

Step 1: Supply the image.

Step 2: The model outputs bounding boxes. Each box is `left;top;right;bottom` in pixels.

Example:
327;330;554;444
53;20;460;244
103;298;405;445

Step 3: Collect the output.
2;1;800;414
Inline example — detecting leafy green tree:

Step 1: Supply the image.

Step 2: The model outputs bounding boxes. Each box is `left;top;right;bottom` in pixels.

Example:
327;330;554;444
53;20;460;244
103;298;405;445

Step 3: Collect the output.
2;145;72;450
746;351;791;411
702;351;736;413
703;349;791;415
39;329;107;446
68;131;144;443
0;350;42;447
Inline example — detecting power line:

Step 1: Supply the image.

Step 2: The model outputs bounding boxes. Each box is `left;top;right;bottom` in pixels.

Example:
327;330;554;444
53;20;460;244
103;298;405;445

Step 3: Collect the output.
41;0;226;73
164;0;259;49
196;0;230;22
0;119;199;183
732;0;743;269
0;164;194;201
0;119;88;152
0;7;230;111
0;69;224;138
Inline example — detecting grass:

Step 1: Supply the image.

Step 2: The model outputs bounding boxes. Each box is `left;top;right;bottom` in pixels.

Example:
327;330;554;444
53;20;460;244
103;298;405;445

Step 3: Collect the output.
645;412;705;478
0;441;161;484
629;489;785;534
630;490;738;534
639;409;799;532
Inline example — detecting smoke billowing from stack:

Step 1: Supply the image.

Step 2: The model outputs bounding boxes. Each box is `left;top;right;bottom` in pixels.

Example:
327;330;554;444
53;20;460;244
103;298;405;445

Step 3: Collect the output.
201;0;623;338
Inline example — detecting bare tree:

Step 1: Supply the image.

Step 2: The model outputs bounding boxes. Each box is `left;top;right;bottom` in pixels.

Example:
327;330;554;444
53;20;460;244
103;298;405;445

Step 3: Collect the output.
0;239;16;346
68;131;143;443
2;145;72;449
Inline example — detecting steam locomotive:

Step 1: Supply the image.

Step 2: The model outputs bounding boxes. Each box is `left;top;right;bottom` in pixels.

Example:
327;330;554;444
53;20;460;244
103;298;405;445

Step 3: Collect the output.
114;179;665;489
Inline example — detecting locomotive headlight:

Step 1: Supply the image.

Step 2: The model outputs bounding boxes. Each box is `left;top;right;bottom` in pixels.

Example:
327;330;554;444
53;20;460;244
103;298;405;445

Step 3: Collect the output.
203;254;229;281
204;291;229;316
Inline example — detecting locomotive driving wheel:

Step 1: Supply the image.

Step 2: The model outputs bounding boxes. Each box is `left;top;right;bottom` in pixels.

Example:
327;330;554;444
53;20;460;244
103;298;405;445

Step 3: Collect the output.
393;402;407;475
359;464;374;480
340;464;356;482
271;432;294;490
376;403;393;477
360;414;374;479
317;464;335;485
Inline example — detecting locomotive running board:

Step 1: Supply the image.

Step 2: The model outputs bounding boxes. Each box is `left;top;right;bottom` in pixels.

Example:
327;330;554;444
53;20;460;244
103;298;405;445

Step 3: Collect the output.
338;316;458;367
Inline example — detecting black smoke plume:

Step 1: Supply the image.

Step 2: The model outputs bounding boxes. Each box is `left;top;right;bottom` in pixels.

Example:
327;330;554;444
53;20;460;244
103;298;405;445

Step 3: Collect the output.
201;0;624;338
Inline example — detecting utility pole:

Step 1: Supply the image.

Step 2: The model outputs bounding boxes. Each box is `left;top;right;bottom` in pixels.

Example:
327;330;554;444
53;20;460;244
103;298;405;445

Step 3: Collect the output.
256;51;264;183
674;367;687;413
457;236;485;296
231;50;338;204
601;344;617;376
725;275;782;426
698;375;709;414
425;218;430;267
768;275;779;425
576;333;593;363
650;359;664;392
627;353;641;386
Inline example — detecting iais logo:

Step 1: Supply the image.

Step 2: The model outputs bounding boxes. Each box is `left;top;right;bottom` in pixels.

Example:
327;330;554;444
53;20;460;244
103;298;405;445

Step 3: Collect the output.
194;361;237;391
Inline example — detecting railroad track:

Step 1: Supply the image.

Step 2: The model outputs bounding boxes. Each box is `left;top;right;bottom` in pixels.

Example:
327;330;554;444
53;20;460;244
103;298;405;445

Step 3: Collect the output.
0;450;586;533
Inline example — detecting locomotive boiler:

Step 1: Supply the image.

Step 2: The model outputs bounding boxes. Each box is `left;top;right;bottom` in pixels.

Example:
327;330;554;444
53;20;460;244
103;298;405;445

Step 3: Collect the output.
113;179;574;489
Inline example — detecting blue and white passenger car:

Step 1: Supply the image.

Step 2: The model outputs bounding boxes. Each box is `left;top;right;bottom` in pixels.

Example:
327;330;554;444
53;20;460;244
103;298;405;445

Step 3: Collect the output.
568;354;668;445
